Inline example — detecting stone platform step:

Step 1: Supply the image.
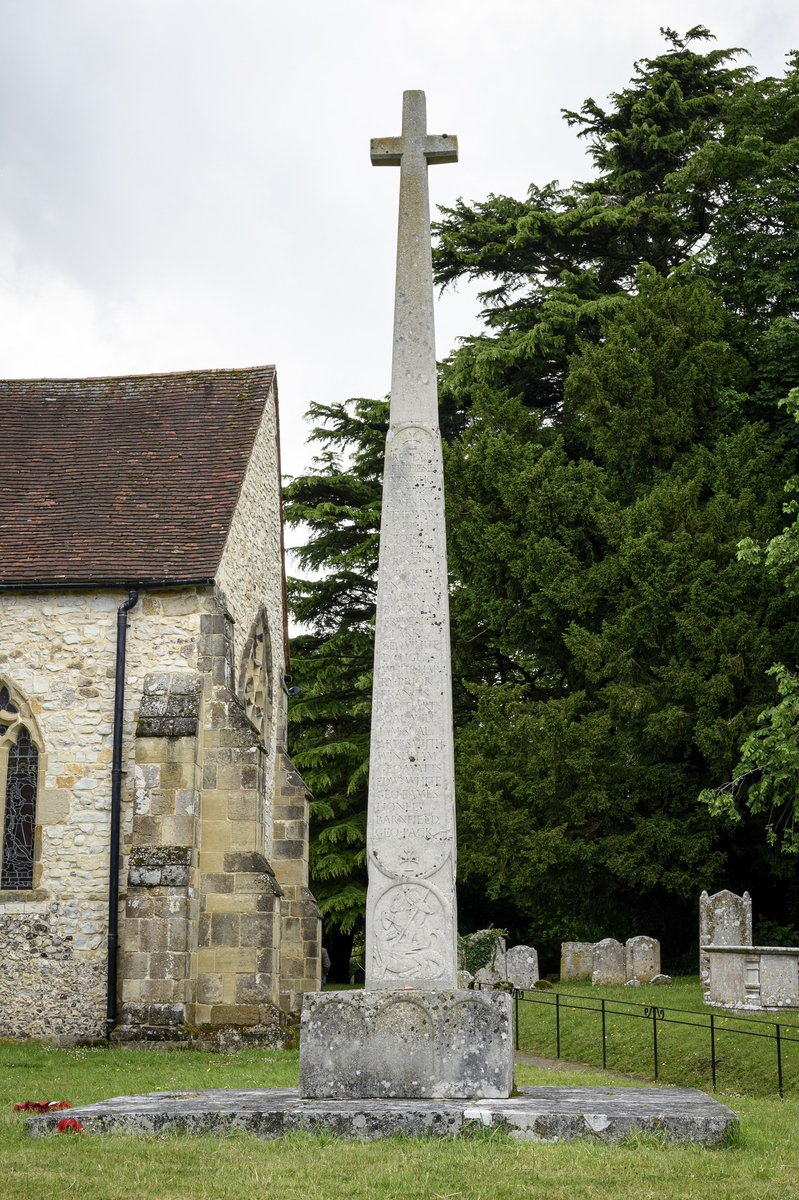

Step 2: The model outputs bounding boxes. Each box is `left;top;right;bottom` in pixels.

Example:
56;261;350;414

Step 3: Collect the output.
26;1086;737;1145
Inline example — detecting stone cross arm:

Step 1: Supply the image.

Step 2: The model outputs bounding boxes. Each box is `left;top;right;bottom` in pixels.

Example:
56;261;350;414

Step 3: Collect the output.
371;90;458;167
371;133;458;166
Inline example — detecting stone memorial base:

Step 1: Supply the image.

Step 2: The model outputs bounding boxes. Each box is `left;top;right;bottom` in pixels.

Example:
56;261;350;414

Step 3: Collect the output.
705;945;799;1009
25;1086;737;1146
299;989;513;1099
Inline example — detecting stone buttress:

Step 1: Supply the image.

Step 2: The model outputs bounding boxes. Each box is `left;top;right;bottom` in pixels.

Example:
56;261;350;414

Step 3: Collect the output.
115;600;321;1047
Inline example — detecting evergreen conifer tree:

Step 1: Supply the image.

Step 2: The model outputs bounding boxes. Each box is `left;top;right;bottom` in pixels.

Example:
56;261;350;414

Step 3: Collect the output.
287;29;799;964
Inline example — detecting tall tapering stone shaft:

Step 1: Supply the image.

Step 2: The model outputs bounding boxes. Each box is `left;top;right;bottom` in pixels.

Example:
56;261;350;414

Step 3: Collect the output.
365;91;459;990
299;95;513;1100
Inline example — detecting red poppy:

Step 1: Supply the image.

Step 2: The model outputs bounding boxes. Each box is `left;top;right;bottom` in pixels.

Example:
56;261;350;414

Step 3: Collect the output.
56;1118;84;1135
13;1099;72;1112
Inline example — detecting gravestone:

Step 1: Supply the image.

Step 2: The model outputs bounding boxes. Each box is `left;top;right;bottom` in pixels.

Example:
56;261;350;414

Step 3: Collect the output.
561;942;595;982
699;890;752;985
505;945;539;991
706;946;799;1009
591;939;626;986
625;936;660;984
464;929;507;985
299;92;513;1099
474;967;500;987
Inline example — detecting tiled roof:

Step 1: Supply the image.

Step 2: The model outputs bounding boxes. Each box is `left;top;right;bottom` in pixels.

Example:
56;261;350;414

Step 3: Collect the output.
0;366;276;586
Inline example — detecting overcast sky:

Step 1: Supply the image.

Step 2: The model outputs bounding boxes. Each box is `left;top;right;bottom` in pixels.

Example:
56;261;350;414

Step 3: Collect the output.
2;0;798;488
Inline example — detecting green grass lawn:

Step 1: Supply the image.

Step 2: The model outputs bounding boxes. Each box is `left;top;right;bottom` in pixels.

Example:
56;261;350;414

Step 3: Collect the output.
1;1038;799;1198
515;976;799;1098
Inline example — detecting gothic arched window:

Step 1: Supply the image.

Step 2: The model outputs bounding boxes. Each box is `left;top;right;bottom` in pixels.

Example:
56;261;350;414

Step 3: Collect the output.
0;685;39;891
240;611;273;741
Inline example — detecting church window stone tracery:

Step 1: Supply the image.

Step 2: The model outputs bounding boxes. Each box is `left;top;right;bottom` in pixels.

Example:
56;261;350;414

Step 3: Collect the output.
0;685;39;891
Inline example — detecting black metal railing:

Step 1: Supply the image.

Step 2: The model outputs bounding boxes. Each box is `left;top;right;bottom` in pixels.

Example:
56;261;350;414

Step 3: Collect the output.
508;987;799;1097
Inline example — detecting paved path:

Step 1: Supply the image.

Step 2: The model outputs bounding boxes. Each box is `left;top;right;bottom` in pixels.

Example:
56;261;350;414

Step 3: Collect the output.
515;1050;646;1080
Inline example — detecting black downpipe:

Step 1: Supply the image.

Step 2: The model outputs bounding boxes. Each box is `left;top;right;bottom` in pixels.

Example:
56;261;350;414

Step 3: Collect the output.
106;587;139;1039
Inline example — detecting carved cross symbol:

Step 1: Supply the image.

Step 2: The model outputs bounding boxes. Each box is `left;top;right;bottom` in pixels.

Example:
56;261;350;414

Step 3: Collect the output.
371;91;458;171
369;90;458;431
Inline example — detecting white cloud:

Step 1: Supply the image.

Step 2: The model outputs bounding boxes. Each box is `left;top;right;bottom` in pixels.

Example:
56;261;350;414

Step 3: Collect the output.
0;0;797;476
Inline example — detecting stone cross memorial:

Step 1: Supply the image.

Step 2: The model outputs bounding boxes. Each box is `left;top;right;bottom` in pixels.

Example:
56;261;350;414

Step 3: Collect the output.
365;91;459;990
299;92;513;1099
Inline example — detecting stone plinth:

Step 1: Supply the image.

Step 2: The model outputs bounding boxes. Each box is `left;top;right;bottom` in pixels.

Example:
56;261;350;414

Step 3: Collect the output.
705;946;799;1009
591;939;625;986
25;1086;738;1146
298;989;513;1098
625;936;660;983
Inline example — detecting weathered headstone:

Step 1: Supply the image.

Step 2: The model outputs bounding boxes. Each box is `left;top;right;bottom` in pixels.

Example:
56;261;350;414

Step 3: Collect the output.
462;930;506;970
462;929;506;985
700;890;752;985
591;939;626;986
625;936;660;984
474;968;498;987
505;945;539;991
560;942;595;982
299;92;513;1099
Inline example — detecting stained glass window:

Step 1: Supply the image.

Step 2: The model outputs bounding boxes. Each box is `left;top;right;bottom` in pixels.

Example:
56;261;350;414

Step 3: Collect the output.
0;685;18;738
1;726;37;890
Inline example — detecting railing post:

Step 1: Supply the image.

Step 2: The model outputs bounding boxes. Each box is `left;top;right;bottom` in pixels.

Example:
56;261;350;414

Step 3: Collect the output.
514;990;798;1097
777;1023;784;1099
601;998;607;1070
515;989;519;1051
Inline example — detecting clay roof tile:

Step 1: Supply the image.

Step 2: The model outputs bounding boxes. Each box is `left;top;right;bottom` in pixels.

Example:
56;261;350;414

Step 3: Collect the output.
0;365;276;586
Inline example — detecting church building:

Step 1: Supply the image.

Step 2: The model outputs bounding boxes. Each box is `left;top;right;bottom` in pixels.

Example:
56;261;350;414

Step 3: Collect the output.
0;366;321;1047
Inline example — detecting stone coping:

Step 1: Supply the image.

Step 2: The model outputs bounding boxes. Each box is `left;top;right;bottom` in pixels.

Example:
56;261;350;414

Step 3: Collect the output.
25;1086;737;1146
703;946;799;955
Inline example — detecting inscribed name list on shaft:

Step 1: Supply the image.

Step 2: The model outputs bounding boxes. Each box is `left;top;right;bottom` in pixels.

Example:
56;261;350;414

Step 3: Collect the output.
365;91;459;990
